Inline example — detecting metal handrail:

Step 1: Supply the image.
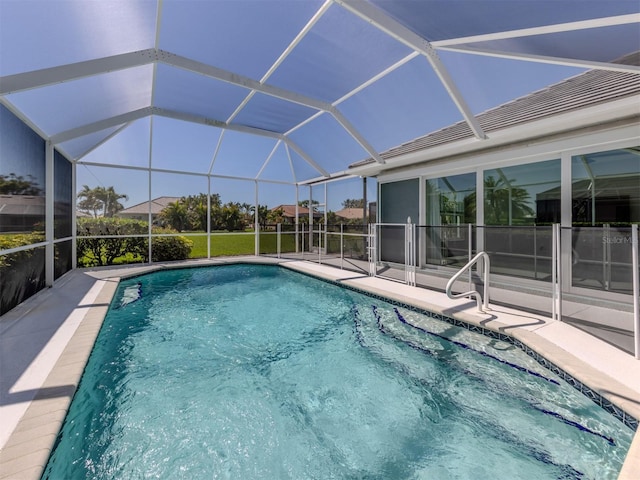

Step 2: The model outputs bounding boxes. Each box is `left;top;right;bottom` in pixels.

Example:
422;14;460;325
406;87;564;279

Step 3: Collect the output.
446;251;490;313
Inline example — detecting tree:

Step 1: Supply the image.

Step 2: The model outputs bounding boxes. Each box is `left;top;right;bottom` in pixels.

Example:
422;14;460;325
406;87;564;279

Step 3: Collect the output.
298;199;319;209
342;198;365;209
0;173;42;195
77;185;128;218
484;175;534;225
159;201;190;232
77;185;102;218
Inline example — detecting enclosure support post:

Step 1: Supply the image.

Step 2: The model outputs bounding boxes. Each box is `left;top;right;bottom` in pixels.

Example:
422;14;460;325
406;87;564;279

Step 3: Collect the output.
277;223;281;259
45;141;54;286
340;223;344;270
632;224;639;359
552;224;562;321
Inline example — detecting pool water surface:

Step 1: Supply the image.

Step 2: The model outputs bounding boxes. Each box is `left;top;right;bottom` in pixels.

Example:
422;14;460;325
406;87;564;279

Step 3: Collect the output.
42;264;634;479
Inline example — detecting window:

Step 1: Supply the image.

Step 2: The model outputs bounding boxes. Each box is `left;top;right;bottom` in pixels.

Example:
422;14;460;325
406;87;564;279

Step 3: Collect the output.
426;172;475;226
484;159;560;226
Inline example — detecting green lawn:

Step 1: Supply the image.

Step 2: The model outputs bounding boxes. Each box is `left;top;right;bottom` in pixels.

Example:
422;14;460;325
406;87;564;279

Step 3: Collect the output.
188;232;297;258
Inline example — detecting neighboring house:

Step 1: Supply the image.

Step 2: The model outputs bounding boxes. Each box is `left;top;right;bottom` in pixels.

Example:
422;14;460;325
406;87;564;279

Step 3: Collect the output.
334;207;365;221
0;195;45;233
117;196;180;223
270;204;322;224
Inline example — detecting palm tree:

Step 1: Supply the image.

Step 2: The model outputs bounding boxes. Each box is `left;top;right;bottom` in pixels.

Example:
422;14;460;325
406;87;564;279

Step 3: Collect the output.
484;175;534;225
99;186;128;218
77;185;102;218
159;201;189;232
77;185;128;218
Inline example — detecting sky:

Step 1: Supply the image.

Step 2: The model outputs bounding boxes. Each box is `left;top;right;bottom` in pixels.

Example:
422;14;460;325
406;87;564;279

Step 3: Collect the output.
1;0;636;212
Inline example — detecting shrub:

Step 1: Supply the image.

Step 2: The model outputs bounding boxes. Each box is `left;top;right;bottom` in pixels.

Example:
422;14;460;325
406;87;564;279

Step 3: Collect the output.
0;232;47;315
76;218;193;266
151;229;193;262
77;217;147;267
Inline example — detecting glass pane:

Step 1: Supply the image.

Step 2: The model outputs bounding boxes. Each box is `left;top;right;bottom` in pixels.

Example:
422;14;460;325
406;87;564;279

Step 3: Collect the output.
0;104;46;237
426;172;476;226
54;240;72;280
571;147;639;294
484;159;560;226
0;246;45;316
54;151;73;239
572;147;640;226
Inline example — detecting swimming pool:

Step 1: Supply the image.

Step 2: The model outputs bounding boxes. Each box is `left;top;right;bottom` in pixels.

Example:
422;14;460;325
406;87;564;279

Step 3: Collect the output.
42;264;634;479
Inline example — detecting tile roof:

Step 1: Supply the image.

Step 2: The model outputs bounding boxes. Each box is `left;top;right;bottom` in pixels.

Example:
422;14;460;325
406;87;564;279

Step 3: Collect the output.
118;196;180;216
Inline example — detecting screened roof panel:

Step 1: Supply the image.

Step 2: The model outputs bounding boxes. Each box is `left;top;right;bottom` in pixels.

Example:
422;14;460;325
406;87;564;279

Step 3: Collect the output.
289;113;370;173
338;56;465;152
58;124;127;161
268;3;412;102
456;24;640;65
78;117;151;171
154;64;251;122
232;93;319;133
150;117;218;174
79;118;151;169
369;0;640;42
439;50;587;115
159;0;324;80
289;149;324;183
0;0;156;76
210;130;281;178
6;65;153;136
257;143;296;183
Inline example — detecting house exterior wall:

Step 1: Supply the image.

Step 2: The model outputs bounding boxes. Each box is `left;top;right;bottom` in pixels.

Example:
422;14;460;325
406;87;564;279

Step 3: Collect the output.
376;119;639;302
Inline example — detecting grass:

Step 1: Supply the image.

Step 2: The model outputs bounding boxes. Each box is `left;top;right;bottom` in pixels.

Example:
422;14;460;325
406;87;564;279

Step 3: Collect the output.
187;232;297;258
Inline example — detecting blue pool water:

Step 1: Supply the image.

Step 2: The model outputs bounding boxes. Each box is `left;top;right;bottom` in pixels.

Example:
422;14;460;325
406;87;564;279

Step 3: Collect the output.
43;264;634;479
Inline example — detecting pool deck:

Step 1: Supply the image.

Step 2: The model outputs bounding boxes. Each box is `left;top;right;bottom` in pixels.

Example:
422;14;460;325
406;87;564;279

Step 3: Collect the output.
1;256;639;479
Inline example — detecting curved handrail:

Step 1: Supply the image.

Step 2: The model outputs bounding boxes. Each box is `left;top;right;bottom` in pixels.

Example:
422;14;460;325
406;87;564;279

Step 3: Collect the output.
446;251;490;313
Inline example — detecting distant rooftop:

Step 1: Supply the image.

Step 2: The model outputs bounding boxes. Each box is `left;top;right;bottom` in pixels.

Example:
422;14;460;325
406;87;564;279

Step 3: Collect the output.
118;197;180;216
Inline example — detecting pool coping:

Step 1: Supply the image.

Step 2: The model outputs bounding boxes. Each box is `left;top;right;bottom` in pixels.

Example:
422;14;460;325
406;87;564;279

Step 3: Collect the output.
0;257;638;479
